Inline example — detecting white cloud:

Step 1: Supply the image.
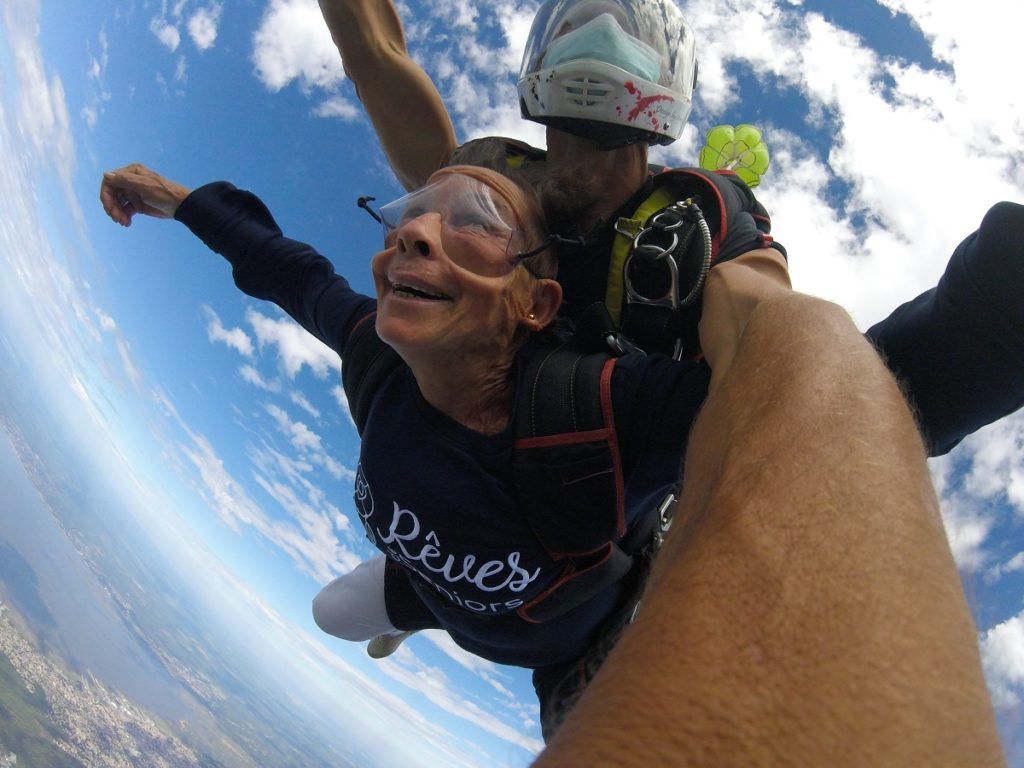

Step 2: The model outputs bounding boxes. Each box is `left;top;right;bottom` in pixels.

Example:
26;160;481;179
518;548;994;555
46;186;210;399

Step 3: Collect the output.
331;384;356;430
290;391;321;419
424;631;501;678
3;0;81;225
657;0;1023;330
245;307;340;379
987;552;1024;584
265;403;323;452
981;612;1024;709
150;17;181;52
312;96;359;121
251;0;345;91
82;28;111;129
178;429;264;533
926;412;1024;571
263;403;354;483
378;644;544;753
188;4;222;51
961;415;1024;518
95;307;117;332
165;398;360;584
174;54;188;83
115;336;142;389
239;364;281;392
202;305;254;357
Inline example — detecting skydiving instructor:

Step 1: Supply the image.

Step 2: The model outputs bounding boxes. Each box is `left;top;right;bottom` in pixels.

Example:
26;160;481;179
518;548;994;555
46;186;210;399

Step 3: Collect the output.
318;0;1024;456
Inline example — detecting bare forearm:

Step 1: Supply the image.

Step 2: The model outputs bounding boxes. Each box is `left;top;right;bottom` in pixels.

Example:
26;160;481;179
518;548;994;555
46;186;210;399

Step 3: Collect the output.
536;294;1004;767
319;0;456;189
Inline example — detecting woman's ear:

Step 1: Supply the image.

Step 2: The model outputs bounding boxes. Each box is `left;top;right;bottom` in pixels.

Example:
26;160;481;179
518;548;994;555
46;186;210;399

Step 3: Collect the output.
523;278;563;331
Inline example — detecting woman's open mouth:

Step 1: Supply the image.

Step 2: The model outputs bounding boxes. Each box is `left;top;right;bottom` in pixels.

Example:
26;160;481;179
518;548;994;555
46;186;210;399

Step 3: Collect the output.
391;281;453;301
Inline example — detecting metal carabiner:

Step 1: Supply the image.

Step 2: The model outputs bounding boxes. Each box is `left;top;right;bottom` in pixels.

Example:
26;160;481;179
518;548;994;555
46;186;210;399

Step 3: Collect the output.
624;248;680;309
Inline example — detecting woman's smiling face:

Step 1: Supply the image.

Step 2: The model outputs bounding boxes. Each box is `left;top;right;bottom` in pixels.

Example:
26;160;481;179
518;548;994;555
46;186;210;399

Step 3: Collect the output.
370;167;544;362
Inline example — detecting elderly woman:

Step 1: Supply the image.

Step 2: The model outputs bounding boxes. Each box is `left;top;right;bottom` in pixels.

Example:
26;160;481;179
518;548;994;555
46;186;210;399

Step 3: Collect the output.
99;161;733;736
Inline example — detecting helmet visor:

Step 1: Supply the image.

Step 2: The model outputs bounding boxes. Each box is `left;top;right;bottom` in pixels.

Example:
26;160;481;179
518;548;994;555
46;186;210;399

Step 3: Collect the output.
519;0;697;100
380;175;530;277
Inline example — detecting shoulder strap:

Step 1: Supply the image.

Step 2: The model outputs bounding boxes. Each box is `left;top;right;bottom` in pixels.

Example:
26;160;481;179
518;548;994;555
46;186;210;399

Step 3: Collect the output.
512;341;625;557
606;167;785;323
512;337;638;624
340;313;403;436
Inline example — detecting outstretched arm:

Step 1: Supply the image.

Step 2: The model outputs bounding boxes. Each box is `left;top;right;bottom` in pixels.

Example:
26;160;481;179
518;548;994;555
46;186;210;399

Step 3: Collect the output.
101;164;374;355
319;0;457;190
535;264;1004;765
867;201;1024;456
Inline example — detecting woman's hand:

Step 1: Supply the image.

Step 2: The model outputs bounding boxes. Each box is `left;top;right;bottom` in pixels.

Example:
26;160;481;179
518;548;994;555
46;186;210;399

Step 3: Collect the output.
100;163;191;227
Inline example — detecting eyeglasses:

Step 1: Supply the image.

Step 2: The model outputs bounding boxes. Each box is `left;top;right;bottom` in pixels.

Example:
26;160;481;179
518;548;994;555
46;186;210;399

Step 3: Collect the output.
357;175;528;277
358;175;583;278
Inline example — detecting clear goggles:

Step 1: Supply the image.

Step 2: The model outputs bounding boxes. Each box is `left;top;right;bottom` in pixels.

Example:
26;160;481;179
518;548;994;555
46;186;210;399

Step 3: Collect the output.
377;175;532;277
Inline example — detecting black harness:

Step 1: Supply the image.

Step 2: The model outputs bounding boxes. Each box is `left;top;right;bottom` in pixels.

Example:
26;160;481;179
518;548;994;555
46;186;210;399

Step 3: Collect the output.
341;311;670;623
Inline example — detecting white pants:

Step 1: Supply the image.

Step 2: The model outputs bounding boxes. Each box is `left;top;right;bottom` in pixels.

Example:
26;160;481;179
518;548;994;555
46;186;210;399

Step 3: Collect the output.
311;554;400;641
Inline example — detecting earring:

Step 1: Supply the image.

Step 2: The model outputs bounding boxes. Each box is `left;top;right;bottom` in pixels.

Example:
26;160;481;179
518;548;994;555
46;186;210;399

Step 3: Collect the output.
528;313;536;320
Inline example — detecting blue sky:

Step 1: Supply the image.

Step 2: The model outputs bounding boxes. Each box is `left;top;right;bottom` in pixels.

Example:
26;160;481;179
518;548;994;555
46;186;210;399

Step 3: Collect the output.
1;0;1022;764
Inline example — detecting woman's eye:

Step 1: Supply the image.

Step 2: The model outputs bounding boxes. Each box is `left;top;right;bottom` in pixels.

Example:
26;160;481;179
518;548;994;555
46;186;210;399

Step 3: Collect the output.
451;213;487;231
452;213;506;238
400;206;427;225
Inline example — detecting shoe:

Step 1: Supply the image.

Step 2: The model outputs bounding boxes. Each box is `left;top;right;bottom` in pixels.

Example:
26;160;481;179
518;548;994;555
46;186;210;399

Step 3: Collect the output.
366;630;416;659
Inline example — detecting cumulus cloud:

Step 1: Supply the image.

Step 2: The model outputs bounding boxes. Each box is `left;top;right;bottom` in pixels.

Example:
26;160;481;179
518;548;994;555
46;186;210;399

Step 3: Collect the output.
188;3;223;51
987;552;1024;584
150;17;181;52
311;96;360;121
245;307;339;379
654;0;1024;328
251;0;345;91
981;612;1024;709
239;364;281;392
265;402;323;453
202;305;254;357
263;403;353;482
929;412;1024;574
178;428;264;533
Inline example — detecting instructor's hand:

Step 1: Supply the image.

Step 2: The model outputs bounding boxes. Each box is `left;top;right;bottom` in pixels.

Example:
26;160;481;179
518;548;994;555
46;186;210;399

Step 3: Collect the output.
100;163;191;227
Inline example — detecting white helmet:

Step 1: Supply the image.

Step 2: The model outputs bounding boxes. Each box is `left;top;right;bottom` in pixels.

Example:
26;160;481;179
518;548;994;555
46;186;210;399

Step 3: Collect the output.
517;0;698;147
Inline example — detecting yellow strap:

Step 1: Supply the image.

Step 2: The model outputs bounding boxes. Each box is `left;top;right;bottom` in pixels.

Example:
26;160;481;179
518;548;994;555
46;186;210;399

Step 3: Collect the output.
605;185;679;326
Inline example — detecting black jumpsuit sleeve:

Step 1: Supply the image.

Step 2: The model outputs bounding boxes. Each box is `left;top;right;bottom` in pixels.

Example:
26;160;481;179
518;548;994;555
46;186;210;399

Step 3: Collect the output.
867;201;1024;455
175;181;376;355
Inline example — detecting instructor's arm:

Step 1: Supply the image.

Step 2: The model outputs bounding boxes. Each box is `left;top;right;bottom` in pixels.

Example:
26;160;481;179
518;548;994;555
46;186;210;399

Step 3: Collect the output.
535;271;1005;766
319;0;457;190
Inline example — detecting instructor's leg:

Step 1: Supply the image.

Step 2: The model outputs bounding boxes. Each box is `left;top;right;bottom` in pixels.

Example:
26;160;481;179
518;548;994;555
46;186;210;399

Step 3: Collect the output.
536;293;1004;767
